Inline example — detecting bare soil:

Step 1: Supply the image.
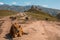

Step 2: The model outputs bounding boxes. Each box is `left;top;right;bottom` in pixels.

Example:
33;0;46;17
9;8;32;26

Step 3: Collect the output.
0;17;60;40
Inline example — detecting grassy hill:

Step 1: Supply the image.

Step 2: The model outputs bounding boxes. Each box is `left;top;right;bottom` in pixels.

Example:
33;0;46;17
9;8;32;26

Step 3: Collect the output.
56;13;60;21
25;6;57;21
0;10;17;18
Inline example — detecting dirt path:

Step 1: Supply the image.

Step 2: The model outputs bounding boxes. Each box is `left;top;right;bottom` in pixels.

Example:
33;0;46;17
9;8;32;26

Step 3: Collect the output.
0;20;12;38
13;21;60;40
0;20;60;40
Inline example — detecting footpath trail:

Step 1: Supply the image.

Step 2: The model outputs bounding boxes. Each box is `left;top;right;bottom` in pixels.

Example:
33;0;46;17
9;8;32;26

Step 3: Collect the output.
0;20;60;40
0;17;12;40
14;21;60;40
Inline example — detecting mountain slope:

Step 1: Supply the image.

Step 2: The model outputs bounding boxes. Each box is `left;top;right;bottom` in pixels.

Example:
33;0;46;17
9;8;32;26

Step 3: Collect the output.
56;13;60;20
25;6;57;21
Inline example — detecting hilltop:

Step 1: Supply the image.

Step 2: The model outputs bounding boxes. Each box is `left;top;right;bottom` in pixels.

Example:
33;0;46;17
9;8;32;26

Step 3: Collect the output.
25;6;57;21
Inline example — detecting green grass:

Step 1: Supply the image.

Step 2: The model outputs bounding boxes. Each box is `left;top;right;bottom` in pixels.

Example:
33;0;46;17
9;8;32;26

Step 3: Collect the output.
0;10;17;18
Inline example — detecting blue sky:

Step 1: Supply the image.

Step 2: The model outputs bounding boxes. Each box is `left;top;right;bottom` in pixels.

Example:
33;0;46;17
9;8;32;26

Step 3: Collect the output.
0;0;60;9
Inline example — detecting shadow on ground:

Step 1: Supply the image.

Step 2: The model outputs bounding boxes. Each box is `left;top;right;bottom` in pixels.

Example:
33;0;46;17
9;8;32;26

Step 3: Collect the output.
4;33;13;40
4;32;28;40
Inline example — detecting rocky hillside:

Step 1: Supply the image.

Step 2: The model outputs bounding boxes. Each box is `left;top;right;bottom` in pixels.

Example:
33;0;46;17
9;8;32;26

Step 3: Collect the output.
25;6;57;21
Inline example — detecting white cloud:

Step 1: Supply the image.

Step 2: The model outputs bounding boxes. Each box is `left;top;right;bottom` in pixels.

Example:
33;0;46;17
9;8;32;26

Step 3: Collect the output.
24;2;31;5
0;2;4;5
42;5;48;7
12;2;16;5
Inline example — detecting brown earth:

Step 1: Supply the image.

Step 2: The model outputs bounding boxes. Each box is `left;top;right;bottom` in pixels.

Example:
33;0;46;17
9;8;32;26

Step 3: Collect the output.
17;21;60;40
0;17;60;40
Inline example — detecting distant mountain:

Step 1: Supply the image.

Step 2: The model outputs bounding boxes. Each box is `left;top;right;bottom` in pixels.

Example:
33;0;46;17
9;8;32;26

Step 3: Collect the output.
0;4;60;16
0;4;24;12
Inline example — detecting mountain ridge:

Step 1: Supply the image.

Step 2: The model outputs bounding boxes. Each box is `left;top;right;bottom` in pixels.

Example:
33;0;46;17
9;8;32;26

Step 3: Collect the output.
0;4;60;16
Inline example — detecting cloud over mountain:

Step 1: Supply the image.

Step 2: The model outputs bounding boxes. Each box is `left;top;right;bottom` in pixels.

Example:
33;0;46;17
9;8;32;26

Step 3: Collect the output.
0;2;4;5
